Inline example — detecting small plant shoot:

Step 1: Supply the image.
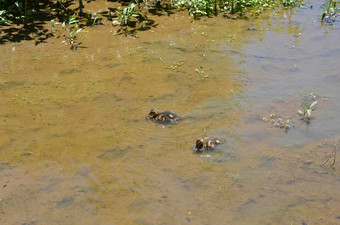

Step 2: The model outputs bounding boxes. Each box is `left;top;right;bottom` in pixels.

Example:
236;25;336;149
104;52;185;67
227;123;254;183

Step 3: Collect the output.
298;101;317;122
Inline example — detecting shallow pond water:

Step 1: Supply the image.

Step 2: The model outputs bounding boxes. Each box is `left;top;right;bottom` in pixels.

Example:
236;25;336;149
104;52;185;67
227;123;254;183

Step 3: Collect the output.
0;1;339;224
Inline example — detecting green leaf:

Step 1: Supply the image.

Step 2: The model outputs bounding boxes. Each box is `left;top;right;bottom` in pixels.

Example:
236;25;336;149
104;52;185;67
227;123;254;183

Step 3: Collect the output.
74;28;82;35
298;110;303;115
310;101;317;108
307;109;311;117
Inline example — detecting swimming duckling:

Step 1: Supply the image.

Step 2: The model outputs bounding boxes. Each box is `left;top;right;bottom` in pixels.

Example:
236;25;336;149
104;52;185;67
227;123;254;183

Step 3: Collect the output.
194;137;225;153
146;109;181;124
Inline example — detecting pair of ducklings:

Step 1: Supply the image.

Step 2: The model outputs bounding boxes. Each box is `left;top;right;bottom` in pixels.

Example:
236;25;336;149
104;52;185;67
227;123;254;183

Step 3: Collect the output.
146;109;224;153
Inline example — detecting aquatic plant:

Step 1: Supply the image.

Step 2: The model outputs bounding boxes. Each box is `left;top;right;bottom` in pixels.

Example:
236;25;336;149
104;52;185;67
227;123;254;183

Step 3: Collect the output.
263;113;291;132
183;0;214;18
273;118;290;131
298;101;317;122
173;0;283;19
321;0;339;24
0;0;31;26
51;13;78;33
66;23;82;50
91;15;102;27
50;14;82;50
195;68;209;78
164;59;185;71
174;0;213;18
0;9;11;24
117;3;138;26
63;13;79;29
281;0;303;7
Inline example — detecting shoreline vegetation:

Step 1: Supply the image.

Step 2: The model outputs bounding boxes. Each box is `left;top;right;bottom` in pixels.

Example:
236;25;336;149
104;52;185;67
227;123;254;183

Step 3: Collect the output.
0;0;338;47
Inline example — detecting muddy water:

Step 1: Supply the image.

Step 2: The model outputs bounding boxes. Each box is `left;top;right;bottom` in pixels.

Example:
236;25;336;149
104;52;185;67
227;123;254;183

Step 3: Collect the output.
1;2;340;225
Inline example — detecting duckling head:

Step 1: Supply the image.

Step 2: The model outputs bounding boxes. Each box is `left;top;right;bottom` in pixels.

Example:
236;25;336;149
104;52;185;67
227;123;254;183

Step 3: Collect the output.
147;109;159;119
195;138;204;152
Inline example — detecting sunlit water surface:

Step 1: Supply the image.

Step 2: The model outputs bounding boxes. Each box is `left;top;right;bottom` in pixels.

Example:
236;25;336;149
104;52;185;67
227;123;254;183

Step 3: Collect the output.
0;1;339;224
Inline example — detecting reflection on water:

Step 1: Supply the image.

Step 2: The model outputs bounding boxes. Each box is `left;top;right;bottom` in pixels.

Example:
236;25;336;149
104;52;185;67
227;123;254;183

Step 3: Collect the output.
0;2;340;224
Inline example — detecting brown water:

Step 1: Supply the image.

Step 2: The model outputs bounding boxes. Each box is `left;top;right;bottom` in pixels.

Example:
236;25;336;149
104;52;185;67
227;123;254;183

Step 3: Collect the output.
1;2;340;225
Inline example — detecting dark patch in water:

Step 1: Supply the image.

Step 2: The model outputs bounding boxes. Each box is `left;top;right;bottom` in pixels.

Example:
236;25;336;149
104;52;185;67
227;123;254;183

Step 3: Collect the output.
59;68;79;75
238;198;256;212
302;218;308;225
211;49;240;55
127;199;147;213
38;178;63;193
149;92;178;102
105;63;120;68
182;185;190;190
318;48;340;58
77;165;91;177
119;75;133;83
324;74;340;83
286;178;302;185
21;221;38;225
170;46;187;52
260;156;277;167
57;197;74;207
260;64;279;71
0;82;24;90
142;41;153;45
98;146;133;160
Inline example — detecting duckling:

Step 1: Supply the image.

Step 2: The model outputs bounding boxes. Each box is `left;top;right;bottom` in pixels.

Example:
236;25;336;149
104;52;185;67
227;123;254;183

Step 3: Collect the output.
194;137;224;153
146;109;181;124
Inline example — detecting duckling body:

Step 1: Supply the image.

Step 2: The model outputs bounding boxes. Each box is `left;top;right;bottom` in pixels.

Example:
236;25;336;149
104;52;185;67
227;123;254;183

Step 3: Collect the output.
194;137;224;152
146;109;181;124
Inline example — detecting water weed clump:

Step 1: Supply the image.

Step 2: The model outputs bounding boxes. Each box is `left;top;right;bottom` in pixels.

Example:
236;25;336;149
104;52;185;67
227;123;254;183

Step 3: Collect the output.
175;0;215;19
297;101;317;123
0;0;33;26
321;0;339;24
65;23;82;50
262;113;291;132
0;8;12;25
163;59;186;71
51;14;82;50
117;3;138;27
113;2;151;35
195;68;209;78
173;0;282;19
3;0;334;47
281;0;303;7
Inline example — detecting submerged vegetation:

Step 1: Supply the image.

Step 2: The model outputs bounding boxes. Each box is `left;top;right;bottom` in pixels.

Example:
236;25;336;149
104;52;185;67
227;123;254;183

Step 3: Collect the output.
263;113;291;132
261;92;326;132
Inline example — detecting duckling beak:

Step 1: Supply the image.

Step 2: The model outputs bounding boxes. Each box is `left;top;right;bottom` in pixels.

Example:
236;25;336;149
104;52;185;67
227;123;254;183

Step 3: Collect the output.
194;146;201;153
